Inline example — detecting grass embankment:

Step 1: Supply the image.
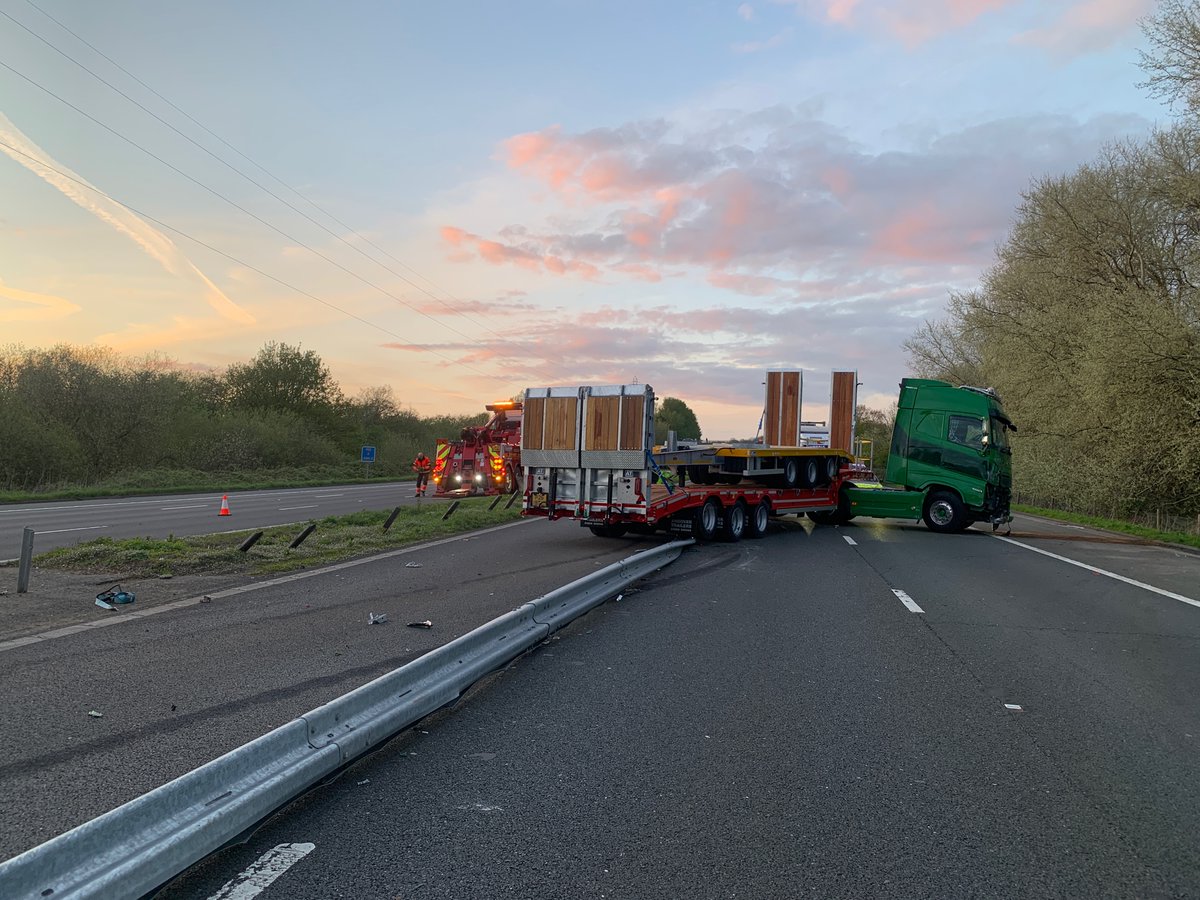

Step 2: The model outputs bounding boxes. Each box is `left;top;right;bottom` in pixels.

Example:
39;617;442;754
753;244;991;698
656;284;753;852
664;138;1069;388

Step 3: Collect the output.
1014;503;1200;550
0;467;407;504
34;499;523;577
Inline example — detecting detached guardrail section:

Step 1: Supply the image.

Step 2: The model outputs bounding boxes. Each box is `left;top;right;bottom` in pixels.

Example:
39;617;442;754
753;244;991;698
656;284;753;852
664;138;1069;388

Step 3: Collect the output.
0;539;692;900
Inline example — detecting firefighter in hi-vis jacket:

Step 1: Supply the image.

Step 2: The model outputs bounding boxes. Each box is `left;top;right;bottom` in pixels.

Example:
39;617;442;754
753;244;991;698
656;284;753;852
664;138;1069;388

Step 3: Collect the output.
412;452;432;496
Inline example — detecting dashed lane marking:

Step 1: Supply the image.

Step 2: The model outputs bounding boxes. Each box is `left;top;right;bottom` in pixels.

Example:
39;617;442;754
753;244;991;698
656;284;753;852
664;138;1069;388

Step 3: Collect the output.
207;842;315;900
892;588;924;613
278;505;318;511
843;535;857;546
994;535;1200;610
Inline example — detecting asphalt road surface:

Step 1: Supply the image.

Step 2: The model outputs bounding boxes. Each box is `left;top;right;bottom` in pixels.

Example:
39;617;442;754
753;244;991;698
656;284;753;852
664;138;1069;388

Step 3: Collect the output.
143;514;1196;899
0;481;432;557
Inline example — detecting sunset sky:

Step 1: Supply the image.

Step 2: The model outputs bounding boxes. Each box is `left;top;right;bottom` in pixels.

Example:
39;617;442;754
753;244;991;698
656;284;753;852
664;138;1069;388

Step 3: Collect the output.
0;0;1168;438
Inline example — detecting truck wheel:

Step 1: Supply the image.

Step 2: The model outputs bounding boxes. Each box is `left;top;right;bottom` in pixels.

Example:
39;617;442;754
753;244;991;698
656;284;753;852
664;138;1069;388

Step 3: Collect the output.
923;491;966;533
746;500;771;538
720;501;746;542
691;498;720;540
589;524;628;538
782;458;800;488
833;486;855;525
807;510;836;524
820;456;839;485
804;458;820;487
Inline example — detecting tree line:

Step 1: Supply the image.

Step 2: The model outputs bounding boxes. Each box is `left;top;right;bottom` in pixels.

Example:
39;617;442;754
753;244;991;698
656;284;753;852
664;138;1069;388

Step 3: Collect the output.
0;342;485;491
904;1;1200;521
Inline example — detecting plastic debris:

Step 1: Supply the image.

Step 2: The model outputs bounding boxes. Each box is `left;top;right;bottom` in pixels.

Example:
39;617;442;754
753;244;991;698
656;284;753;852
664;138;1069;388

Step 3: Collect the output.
96;585;135;607
199;595;212;604
615;593;624;602
88;710;103;718
368;613;389;625
357;779;370;786
407;620;433;629
404;562;423;568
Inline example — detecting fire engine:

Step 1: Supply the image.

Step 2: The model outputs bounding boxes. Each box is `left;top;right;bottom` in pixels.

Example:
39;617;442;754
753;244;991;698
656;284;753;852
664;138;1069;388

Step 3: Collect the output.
431;401;523;496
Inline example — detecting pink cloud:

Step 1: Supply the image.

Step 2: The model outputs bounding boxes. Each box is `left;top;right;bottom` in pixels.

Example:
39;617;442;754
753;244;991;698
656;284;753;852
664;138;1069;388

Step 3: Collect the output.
785;0;1015;45
1016;0;1153;57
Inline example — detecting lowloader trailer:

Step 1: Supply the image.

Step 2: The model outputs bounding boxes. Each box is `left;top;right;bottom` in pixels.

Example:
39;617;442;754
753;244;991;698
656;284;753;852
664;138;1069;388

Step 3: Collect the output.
520;375;1016;539
520;383;851;541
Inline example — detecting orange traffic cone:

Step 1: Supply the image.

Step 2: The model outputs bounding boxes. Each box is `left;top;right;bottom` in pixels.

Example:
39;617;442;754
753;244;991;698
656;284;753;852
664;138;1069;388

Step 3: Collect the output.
218;495;231;517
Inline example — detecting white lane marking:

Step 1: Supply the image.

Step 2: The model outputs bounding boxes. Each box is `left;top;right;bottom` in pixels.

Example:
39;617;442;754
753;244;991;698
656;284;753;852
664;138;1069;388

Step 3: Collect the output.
207;842;315;900
37;525;108;534
891;588;924;613
994;536;1200;610
313;493;344;498
161;504;206;510
843;535;857;546
278;505;318;511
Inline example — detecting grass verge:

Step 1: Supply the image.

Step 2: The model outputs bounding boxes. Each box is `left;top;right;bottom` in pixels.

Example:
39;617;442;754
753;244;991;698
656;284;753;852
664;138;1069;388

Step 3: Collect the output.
1014;503;1200;551
33;498;524;577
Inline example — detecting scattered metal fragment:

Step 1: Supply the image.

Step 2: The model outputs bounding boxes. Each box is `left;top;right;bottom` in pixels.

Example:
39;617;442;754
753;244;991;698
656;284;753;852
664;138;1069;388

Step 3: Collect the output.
407;620;433;629
404;562;423;568
368;613;389;625
88;710;103;718
199;595;212;604
95;598;115;611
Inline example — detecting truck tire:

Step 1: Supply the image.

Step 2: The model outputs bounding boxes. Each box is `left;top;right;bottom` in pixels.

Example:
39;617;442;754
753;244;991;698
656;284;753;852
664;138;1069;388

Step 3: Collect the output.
746;500;771;538
819;455;839;485
800;458;819;488
833;486;855;525
923;490;966;533
782;457;800;488
691;497;720;540
588;524;628;538
720;501;747;542
807;510;836;524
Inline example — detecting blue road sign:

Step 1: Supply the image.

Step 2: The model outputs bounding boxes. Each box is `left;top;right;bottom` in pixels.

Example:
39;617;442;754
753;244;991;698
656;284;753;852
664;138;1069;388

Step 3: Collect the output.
361;446;376;463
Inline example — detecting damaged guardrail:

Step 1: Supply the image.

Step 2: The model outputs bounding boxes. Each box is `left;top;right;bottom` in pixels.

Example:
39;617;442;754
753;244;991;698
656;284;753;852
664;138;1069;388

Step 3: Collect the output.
0;539;692;900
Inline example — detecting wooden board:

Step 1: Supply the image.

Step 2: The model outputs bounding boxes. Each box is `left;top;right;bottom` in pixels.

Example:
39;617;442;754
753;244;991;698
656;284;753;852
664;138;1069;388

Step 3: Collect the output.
522;397;545;451
764;370;802;446
620;395;646;451
543;397;578;450
585;396;619;451
829;370;857;452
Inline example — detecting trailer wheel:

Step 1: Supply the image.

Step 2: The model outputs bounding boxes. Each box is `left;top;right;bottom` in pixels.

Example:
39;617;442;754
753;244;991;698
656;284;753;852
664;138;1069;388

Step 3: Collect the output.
833;486;855;525
588;524;629;538
746;500;771;538
782;457;801;488
923;490;966;533
720;501;747;542
691;498;721;540
825;456;840;482
807;510;836;524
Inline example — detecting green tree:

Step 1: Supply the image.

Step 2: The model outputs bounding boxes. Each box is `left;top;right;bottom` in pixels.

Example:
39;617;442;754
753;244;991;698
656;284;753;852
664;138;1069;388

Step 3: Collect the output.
654;397;702;443
854;404;894;475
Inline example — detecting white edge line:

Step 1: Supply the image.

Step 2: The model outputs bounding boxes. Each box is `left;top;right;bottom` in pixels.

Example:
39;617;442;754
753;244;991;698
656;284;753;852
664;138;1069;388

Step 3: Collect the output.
891;588;925;613
0;520;531;654
161;505;207;510
994;536;1200;609
38;525;109;535
278;505;318;511
208;842;316;900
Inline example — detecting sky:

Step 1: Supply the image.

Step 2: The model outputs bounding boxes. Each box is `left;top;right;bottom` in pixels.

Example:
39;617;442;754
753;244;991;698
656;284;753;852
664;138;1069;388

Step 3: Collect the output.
0;0;1170;439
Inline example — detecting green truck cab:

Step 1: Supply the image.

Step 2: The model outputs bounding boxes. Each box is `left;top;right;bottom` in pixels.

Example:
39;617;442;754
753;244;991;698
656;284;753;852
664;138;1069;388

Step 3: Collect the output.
844;378;1016;532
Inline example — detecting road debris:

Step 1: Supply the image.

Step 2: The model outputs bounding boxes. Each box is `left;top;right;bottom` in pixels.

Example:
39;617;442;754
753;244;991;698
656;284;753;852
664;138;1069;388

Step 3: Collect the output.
407;620;433;629
199;595;212;604
368;613;389;625
404;562;423;568
87;710;103;718
95;585;135;610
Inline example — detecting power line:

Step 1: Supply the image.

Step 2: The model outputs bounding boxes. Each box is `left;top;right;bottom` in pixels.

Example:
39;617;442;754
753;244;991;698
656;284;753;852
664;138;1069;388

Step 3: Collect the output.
0;136;502;378
0;55;495;347
3;2;505;339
